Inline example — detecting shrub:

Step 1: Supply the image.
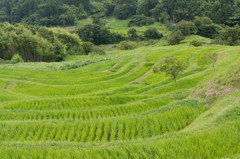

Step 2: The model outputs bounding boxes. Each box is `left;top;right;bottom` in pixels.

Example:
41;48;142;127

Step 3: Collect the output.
120;41;137;50
78;24;123;45
91;47;106;55
190;40;203;47
217;25;240;46
82;42;95;55
194;17;213;27
198;24;222;39
11;54;24;63
128;28;137;38
144;28;163;39
53;42;66;62
193;17;221;39
51;28;84;55
128;15;155;27
0;23;84;62
168;31;185;45
176;20;197;36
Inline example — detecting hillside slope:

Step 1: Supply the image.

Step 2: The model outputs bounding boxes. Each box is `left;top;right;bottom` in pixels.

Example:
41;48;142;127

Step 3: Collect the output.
0;41;240;158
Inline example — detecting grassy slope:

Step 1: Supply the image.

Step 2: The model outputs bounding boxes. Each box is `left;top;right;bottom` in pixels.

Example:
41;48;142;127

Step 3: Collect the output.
0;20;240;158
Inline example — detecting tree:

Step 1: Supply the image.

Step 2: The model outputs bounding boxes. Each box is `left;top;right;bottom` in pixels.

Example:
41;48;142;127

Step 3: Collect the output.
190;40;203;47
144;28;163;39
128;15;155;27
78;24;123;45
168;30;185;45
128;28;137;38
218;25;240;45
154;57;187;83
194;16;213;27
11;54;24;63
0;22;84;62
207;52;218;68
176;20;197;36
136;0;159;16
114;2;137;19
193;16;222;39
82;42;95;55
151;4;169;23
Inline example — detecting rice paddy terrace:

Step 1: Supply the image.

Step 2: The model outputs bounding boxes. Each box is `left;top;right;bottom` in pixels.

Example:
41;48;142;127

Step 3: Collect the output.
0;42;240;158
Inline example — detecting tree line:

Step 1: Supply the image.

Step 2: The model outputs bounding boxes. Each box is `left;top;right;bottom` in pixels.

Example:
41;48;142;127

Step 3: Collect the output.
0;22;105;62
1;0;240;26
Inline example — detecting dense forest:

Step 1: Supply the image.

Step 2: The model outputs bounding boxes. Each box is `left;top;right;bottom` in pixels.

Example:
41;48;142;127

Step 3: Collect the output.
1;0;240;26
1;0;240;62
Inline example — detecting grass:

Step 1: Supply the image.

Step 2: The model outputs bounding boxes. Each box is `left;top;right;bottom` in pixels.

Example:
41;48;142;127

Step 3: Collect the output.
1;18;240;158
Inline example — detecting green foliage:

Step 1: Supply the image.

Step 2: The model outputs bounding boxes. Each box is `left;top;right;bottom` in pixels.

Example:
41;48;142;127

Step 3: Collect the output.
104;2;116;16
128;15;155;27
168;30;185;45
136;0;159;16
197;51;218;68
144;28;163;39
151;4;170;23
161;0;236;24
127;28;137;38
11;54;24;63
1;0;240;27
82;42;95;55
89;2;105;15
0;23;85;62
193;17;222;39
227;11;240;26
114;1;137;19
207;52;218;68
78;24;123;45
176;20;197;36
119;41;137;50
194;16;213;27
218;25;240;46
90;46;106;55
82;42;105;55
52;28;84;55
190;40;203;47
0;0;89;26
154;57;187;82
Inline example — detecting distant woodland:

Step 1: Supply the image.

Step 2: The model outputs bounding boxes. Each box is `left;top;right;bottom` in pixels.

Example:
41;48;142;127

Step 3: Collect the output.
1;0;240;26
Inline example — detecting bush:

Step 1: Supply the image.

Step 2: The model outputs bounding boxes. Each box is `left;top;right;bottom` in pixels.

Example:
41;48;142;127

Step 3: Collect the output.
198;24;222;39
90;47;106;55
193;17;221;39
51;28;84;55
11;54;24;63
128;28;137;38
194;17;213;27
78;24;123;45
190;40;203;47
217;25;240;46
120;41;137;50
144;28;163;39
128;15;155;27
168;31;185;45
82;42;95;55
0;23;84;62
176;20;197;36
53;42;66;62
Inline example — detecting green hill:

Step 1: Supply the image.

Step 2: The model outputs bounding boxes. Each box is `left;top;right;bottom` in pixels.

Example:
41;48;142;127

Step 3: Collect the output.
0;38;240;158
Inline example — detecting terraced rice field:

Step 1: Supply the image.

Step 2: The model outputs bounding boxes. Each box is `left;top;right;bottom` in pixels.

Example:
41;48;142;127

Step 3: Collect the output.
0;43;240;158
